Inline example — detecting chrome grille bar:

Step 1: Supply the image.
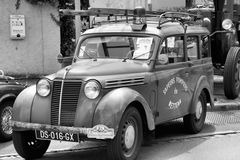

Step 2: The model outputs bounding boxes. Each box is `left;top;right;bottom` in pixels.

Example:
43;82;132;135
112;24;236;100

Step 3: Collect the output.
58;67;71;126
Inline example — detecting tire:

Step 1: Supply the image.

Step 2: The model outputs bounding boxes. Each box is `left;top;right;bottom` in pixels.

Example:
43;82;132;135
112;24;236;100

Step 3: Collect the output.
13;131;50;159
183;92;207;134
0;101;14;142
107;107;143;160
224;47;240;99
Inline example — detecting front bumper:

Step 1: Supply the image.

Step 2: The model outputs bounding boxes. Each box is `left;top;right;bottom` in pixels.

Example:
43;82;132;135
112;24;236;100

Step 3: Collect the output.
10;120;115;140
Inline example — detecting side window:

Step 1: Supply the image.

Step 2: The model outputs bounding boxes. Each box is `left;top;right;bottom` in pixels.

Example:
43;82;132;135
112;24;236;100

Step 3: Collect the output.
158;35;184;64
187;36;198;61
201;35;210;58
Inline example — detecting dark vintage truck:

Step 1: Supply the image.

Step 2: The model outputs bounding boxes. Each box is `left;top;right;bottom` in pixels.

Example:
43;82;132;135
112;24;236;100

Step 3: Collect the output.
189;0;240;99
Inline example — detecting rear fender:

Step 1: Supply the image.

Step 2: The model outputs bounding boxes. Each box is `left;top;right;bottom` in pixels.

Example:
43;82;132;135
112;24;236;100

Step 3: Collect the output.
190;76;214;114
93;87;155;135
12;85;36;131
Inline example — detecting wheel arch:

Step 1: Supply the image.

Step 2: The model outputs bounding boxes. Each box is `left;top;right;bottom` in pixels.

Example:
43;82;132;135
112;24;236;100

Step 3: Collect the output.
128;101;151;138
0;94;16;107
93;87;155;136
190;76;214;114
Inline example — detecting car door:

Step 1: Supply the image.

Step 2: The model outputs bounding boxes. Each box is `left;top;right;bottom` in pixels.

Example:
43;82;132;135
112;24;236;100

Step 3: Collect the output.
154;35;194;123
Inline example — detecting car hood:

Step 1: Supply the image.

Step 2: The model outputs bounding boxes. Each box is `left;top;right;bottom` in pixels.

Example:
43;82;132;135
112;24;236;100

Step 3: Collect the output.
54;59;150;79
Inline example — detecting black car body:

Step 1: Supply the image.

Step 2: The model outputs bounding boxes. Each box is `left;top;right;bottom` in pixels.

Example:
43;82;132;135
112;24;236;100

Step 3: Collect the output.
0;71;25;142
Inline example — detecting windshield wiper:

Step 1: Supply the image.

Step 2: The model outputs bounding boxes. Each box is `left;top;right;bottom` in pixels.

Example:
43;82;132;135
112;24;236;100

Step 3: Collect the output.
122;50;135;62
80;48;97;61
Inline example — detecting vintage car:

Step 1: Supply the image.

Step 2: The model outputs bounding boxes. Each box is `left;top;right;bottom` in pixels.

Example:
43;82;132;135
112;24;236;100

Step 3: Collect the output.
10;8;214;160
0;70;25;142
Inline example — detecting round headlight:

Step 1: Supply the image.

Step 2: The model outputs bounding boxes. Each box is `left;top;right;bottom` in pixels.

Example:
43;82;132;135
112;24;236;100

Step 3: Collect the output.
36;79;51;97
222;19;233;30
84;80;100;99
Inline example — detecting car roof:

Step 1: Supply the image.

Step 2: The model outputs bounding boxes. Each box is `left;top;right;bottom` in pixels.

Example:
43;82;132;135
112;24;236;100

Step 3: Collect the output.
82;22;210;38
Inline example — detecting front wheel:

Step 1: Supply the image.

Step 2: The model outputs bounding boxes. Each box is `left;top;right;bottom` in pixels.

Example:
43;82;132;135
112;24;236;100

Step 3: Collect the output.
224;47;240;99
13;131;50;159
107;107;143;160
0;101;14;142
183;92;207;134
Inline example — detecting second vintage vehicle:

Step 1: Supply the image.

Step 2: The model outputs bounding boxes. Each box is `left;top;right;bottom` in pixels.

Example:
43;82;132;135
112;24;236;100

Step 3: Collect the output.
10;7;214;160
0;70;25;142
189;0;240;99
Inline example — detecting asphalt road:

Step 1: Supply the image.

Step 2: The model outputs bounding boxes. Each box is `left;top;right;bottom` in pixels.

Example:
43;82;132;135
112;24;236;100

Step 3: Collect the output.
2;111;240;160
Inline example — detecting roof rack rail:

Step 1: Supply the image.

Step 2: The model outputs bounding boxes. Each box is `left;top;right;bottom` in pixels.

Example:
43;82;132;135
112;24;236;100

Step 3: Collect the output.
59;7;201;30
59;7;163;17
59;7;164;28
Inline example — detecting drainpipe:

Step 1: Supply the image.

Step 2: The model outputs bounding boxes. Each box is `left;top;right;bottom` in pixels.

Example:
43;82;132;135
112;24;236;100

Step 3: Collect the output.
75;0;81;41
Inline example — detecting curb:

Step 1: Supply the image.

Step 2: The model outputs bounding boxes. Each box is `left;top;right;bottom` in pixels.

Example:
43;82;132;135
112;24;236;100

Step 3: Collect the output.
209;101;240;111
208;98;240;112
209;75;240;111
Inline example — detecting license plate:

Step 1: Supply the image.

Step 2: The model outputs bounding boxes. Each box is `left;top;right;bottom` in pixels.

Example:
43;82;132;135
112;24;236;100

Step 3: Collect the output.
35;130;79;142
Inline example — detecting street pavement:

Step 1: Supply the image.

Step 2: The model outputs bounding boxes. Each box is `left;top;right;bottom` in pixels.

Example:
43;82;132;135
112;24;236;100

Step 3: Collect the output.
2;111;240;160
1;76;240;159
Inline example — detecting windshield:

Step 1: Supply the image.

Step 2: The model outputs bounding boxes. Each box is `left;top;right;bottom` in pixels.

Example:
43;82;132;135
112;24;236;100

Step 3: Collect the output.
77;36;155;60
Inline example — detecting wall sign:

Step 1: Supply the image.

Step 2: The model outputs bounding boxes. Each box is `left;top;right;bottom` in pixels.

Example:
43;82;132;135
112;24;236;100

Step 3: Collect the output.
10;15;26;39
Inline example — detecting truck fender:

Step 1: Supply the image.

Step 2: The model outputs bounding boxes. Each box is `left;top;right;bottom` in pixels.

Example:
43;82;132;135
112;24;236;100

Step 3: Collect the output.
12;85;36;131
93;87;155;135
190;76;214;114
0;93;16;104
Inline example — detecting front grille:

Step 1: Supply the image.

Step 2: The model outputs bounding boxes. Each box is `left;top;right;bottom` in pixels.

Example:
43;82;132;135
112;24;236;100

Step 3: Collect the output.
51;80;82;126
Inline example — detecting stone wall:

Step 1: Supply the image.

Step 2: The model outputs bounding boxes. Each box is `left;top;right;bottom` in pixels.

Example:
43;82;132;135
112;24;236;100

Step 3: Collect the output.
0;0;60;77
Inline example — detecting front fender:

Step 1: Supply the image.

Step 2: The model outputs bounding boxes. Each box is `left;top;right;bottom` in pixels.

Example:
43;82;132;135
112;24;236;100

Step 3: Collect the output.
0;93;16;104
12;85;36;130
93;87;155;134
190;76;214;114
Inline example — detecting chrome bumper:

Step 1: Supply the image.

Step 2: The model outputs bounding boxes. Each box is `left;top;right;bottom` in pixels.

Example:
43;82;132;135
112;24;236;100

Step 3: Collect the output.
10;120;115;139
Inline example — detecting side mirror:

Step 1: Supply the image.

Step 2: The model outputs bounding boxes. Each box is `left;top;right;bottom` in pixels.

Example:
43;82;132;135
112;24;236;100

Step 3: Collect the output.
57;54;63;64
158;54;169;65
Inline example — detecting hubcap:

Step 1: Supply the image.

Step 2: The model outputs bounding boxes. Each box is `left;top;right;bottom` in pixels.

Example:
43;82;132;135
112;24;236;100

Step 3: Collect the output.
1;106;13;135
124;125;135;149
195;101;202;120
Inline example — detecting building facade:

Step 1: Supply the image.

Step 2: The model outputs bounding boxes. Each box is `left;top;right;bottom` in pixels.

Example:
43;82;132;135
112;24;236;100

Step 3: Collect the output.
150;0;185;11
0;0;60;76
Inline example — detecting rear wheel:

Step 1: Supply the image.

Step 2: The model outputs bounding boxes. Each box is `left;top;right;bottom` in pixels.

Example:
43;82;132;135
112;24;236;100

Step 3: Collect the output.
184;92;207;134
0;101;13;142
224;47;240;99
13;131;50;159
107;107;143;160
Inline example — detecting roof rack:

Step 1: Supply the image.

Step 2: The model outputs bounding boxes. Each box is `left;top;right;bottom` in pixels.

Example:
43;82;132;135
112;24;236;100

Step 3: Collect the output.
59;7;201;29
59;7;163;27
59;7;163;17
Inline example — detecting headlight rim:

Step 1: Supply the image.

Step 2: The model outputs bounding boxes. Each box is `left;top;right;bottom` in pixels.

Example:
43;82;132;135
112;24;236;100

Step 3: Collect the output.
222;19;233;30
84;80;101;100
36;78;51;97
